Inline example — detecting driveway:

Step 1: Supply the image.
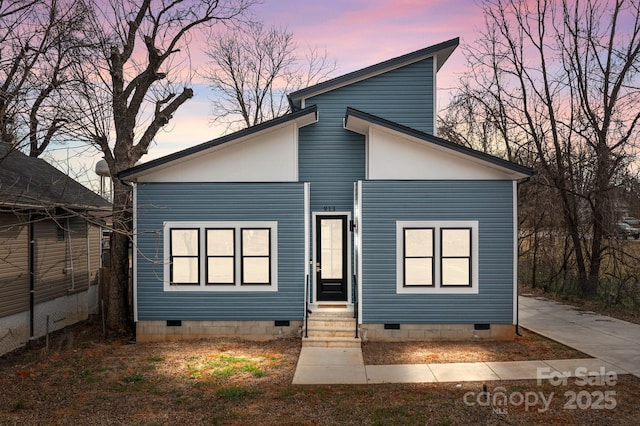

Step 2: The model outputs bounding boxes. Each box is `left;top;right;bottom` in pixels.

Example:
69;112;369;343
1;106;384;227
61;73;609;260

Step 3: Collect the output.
519;295;640;378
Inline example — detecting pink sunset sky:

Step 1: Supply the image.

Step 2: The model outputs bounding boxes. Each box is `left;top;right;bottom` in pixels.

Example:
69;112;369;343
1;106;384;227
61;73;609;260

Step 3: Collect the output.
150;0;485;160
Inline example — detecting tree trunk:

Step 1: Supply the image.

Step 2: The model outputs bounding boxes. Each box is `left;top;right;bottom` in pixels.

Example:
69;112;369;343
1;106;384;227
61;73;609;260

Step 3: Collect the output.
106;179;133;333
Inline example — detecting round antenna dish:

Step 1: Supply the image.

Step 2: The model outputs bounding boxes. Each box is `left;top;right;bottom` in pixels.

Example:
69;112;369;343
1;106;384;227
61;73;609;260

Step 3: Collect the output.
95;159;110;177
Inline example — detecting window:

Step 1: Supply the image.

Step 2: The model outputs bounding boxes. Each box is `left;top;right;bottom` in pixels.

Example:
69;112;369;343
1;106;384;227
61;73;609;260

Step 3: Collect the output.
170;228;199;285
441;228;471;286
57;225;65;241
397;221;478;294
163;221;277;291
241;228;271;285
206;229;235;285
403;228;434;286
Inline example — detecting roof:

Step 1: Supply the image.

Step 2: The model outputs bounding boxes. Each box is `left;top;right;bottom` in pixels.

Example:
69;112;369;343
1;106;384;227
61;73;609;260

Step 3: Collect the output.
118;104;318;180
0;144;112;211
288;37;460;109
344;107;535;178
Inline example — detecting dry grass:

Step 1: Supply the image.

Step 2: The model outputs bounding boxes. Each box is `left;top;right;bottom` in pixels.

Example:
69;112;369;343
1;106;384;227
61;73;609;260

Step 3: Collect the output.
2;321;640;425
362;328;585;365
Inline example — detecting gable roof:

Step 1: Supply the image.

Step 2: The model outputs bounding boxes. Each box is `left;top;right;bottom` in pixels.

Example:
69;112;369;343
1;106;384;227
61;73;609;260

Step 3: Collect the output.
288;37;459;109
344;107;535;178
118;104;318;180
0;144;111;211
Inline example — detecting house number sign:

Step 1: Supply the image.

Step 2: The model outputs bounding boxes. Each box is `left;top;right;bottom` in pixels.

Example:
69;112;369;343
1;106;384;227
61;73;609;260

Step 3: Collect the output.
323;206;336;212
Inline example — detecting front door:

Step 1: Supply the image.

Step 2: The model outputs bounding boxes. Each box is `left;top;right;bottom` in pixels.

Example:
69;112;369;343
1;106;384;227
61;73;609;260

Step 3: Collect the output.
316;215;348;301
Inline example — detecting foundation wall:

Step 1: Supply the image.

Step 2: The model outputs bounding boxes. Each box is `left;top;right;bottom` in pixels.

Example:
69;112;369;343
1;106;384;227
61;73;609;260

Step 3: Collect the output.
136;320;304;342
360;323;516;342
0;288;95;357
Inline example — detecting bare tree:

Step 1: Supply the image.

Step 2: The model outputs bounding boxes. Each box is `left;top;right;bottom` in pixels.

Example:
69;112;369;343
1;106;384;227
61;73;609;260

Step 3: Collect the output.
67;0;254;332
442;0;640;298
0;0;93;157
202;22;335;131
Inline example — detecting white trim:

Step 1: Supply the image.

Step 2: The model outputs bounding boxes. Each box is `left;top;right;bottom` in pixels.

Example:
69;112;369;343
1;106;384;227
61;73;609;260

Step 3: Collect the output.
304;182;310;316
396;221;479;294
293;123;299;181
433;55;438;136
311;211;352;303
513;180;518;324
356;181;363;324
133;184;138;321
162;221;278;292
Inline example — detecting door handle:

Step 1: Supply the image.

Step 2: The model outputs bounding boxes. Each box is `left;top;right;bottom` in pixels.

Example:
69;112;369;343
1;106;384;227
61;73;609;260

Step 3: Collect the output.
316;262;321;272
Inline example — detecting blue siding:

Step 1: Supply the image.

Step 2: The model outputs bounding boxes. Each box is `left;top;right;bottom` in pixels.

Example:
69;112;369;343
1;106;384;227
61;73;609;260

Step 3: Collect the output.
360;180;514;324
136;182;305;321
299;57;435;215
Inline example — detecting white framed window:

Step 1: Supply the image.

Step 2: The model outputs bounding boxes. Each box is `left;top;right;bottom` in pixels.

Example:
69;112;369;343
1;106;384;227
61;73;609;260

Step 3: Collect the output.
163;221;277;292
396;221;478;294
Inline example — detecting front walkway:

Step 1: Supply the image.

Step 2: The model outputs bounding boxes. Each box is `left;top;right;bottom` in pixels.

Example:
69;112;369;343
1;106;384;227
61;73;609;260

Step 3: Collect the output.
293;296;639;384
292;347;619;385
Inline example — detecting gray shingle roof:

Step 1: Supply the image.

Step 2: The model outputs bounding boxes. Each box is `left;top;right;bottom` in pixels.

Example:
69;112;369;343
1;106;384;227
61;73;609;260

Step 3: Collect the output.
0;144;111;211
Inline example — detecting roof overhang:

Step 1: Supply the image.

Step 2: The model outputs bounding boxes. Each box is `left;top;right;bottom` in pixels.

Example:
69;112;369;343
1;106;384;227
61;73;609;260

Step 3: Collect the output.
289;37;459;109
344;107;535;180
118;105;318;181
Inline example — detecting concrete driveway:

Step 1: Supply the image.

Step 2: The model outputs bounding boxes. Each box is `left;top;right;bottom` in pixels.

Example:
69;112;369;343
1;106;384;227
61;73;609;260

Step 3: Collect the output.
519;295;640;378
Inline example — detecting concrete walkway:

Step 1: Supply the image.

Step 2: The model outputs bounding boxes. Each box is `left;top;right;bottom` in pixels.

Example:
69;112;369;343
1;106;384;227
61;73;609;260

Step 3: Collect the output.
519;295;640;378
292;347;619;385
292;296;639;384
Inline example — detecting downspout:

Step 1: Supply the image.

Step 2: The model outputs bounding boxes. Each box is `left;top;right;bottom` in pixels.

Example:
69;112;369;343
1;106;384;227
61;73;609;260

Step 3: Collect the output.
87;221;91;287
28;213;35;340
66;217;75;290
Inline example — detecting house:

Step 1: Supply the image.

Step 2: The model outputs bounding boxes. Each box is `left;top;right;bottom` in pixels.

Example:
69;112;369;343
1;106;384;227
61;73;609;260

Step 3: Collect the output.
0;144;111;356
119;37;534;344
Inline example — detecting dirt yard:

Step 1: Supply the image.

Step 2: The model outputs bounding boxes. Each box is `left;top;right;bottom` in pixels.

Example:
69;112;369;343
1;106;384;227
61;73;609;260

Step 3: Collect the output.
1;321;639;425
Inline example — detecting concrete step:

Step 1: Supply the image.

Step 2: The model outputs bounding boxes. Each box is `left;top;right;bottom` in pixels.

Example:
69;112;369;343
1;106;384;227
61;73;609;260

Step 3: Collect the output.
306;318;356;329
309;309;354;318
306;326;357;338
302;336;362;348
303;307;360;347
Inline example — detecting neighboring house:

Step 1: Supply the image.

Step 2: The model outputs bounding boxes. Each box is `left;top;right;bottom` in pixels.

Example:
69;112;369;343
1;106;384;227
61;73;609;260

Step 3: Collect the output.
119;38;534;344
0;144;111;356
